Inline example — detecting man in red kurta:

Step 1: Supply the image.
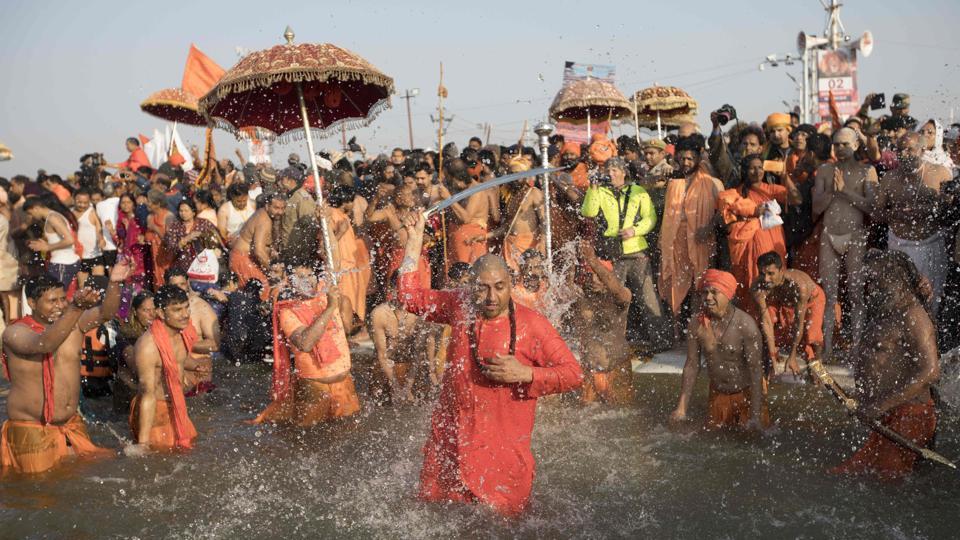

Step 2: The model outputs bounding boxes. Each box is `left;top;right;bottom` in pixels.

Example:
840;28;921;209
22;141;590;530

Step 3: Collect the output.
397;214;582;516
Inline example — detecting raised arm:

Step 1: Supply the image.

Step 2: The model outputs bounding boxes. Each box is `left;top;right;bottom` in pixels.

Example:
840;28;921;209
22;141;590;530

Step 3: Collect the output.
288;288;340;353
396;212;460;324
3;304;85;356
78;258;132;332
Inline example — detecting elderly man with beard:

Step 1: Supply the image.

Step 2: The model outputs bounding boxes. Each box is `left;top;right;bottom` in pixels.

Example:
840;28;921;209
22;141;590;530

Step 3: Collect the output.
396;213;581;516
229;192;287;300
873;133;952;315
813;128;878;360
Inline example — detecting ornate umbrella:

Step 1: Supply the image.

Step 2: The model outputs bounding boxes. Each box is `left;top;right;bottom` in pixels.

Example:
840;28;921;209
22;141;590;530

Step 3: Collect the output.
140;87;206;126
199;26;394;281
548;78;632;139
631;86;699;136
0;141;12;161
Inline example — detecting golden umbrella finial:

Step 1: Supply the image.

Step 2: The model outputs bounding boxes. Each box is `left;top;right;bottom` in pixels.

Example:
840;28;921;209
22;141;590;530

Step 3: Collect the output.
283;26;295;44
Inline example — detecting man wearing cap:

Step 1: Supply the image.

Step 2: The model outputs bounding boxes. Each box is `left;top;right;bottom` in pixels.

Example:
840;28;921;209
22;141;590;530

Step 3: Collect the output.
890;93;911;119
278;166;316;251
670;269;769;431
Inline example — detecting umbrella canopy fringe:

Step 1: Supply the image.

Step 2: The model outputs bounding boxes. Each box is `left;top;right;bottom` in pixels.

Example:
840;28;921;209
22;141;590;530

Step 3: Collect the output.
200;69;394;113
210;97;392;143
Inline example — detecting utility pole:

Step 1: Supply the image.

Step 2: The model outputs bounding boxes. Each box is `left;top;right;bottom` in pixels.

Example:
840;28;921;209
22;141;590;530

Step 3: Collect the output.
430;111;455;148
400;88;419;149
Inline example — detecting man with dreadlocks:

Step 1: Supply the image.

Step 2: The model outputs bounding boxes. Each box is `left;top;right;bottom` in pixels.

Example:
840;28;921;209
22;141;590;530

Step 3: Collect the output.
830;250;940;479
396;213;581;516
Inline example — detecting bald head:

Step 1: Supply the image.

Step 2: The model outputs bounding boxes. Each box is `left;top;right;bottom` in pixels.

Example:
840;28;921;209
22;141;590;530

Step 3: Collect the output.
833;127;858;145
470;255;513;319
832;127;860;160
471;254;510;279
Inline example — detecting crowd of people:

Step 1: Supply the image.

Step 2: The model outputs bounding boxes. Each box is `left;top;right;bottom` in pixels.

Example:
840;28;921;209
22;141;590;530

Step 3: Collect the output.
0;89;958;514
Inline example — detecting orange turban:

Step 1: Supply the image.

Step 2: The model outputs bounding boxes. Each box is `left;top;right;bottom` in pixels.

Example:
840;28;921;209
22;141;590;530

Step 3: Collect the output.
561;141;581;157
766;113;792;130
588;134;617;164
698;269;737;300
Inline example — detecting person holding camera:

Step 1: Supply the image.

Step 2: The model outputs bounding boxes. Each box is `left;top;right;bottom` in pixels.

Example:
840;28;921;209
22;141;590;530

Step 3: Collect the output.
581;157;668;351
708;105;766;189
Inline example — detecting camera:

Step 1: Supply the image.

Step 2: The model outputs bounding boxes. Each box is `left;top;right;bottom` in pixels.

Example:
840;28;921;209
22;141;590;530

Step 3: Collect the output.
713;104;738;126
347;136;362;153
869;93;886;111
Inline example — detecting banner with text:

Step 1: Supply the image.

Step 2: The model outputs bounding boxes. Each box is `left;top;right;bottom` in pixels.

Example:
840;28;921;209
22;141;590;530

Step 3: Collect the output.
817;48;859;121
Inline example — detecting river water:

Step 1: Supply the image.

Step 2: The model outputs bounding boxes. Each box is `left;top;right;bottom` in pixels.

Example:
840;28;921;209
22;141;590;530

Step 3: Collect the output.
1;348;959;539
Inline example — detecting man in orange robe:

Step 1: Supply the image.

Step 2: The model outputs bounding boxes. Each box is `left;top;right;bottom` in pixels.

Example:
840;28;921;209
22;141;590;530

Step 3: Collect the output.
511;249;548;314
397;214;582;516
328;187;371;322
717;154;802;309
441;159;499;264
659;137;724;316
230;194;287;301
1;263;130;473
128;285;198;451
252;264;359;426
107;137;151;173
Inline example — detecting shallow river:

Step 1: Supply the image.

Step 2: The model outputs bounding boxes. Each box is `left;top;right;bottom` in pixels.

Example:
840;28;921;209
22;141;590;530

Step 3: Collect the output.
2;350;959;539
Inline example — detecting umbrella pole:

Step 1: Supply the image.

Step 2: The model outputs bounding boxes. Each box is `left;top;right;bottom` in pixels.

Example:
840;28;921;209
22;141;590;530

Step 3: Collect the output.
587;109;592;140
633;101;641;146
296;82;338;284
657;111;662;139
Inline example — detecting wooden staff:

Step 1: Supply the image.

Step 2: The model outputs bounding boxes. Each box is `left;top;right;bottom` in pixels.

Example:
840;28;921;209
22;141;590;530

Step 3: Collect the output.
437;62;448;273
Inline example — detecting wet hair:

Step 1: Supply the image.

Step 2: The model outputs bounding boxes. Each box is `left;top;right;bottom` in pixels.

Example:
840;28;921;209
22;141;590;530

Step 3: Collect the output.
807;133;832;161
25;274;64;301
738;153;764;196
865;249;928;306
164;267;189;284
443;158;471;184
131;291;154;311
448;262;471;282
226;183;248;200
757;251;783;269
328;184;355;207
154;284;189;310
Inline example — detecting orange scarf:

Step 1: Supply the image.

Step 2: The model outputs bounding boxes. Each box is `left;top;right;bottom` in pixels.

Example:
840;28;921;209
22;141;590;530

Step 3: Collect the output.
1;317;55;424
149;318;197;449
269;297;342;405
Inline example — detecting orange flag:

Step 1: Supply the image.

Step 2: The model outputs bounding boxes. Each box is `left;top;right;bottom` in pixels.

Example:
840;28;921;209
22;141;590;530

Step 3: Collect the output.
828;90;842;131
181;44;225;98
139;133;151;146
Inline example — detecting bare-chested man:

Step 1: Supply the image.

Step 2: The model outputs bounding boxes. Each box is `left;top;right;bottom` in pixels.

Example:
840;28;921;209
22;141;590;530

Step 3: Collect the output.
229;192;287;300
369;279;446;404
487;159;544;272
670;269;769;430
873;132;953;315
164;268;220;394
128;285;197;453
829;250;940;478
812;127;878;360
751;251;826;378
512;249;547;314
439;158;500;264
367;182;432;287
574;242;634;405
1;259;130;473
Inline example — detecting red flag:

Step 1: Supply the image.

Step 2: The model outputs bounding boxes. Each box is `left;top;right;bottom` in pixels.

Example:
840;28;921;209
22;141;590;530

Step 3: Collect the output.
181;44;225;98
139;133;151;146
169;140;186;167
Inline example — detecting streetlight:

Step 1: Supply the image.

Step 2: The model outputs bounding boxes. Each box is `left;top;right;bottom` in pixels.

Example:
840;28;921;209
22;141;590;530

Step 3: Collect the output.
400;88;419;149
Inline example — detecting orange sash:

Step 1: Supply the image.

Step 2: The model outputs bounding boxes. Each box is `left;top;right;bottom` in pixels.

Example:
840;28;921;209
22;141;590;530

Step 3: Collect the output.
149;319;197;449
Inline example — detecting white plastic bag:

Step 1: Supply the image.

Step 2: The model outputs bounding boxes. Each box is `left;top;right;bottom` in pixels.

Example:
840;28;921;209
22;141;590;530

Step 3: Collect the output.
187;249;219;283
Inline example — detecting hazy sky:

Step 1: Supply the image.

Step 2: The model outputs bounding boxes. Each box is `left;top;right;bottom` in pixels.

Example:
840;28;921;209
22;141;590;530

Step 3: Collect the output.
2;0;959;177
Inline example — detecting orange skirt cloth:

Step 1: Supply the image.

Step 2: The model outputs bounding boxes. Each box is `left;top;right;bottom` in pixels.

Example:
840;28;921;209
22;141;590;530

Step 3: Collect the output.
1;415;112;473
253;375;361;427
229;249;270;300
129;395;198;450
830;400;937;479
503;232;538;272
450;223;488;264
581;361;635;405
706;386;771;429
767;283;826;360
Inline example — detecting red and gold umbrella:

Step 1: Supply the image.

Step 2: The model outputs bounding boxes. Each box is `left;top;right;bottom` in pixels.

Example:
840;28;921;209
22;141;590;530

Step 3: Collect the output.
140;87;206;126
198;26;394;280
